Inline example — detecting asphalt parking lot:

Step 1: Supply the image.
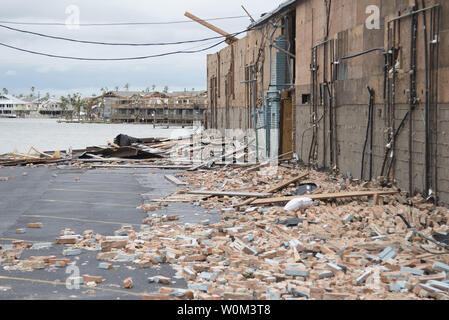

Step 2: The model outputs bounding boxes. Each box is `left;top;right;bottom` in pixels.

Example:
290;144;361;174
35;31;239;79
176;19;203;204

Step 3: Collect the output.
0;165;219;300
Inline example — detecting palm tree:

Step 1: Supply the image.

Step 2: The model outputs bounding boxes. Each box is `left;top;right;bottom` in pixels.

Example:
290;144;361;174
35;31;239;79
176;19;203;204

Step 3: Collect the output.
152;84;156;92
31;87;35;97
114;86;119;92
124;83;130;91
163;86;168;93
60;96;70;119
2;88;8;95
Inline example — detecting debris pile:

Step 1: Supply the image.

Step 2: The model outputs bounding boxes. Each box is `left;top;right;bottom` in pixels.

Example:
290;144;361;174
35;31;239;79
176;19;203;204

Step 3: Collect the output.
1;164;448;300
0;132;258;170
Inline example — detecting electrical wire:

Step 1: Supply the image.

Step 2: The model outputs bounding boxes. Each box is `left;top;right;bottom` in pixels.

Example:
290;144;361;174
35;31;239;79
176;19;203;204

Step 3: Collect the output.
0;23;238;46
0;39;225;61
0;29;251;61
0;16;248;26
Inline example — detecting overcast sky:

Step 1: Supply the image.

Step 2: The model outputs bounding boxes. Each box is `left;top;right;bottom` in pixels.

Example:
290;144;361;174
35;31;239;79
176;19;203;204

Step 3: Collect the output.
0;0;286;97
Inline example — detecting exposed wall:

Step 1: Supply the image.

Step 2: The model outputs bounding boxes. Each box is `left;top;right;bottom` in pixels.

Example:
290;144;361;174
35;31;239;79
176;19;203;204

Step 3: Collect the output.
205;0;449;206
294;0;449;206
206;23;284;132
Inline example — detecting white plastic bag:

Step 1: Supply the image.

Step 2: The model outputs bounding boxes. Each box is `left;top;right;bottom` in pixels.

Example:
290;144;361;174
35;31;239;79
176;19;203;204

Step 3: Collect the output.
284;197;313;211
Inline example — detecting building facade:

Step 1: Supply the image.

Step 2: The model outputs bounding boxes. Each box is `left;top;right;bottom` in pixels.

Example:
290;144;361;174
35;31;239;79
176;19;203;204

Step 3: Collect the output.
206;0;449;206
0;94;27;117
104;91;207;126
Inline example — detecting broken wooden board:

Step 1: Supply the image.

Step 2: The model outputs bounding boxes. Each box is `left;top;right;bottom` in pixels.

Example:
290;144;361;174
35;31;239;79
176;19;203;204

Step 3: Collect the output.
91;164;193;170
164;174;188;186
149;194;206;203
250;190;400;205
234;172;309;208
188;190;273;198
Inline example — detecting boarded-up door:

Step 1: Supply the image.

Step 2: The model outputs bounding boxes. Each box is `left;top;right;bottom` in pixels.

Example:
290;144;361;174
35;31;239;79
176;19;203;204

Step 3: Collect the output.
280;89;293;158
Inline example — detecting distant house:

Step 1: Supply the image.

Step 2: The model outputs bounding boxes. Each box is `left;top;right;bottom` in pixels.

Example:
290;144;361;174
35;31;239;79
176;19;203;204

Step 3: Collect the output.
101;90;207;126
0;94;27;118
14;96;40;118
37;98;73;118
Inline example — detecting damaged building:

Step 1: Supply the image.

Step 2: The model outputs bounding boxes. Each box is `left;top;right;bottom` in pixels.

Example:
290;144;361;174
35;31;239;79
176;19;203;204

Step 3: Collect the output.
102;90;207;126
206;0;449;206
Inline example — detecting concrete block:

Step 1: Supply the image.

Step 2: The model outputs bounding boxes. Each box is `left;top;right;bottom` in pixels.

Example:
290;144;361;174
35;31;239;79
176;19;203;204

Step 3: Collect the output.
188;283;210;292
115;253;136;262
400;267;425;276
63;249;81;256
98;262;112;270
264;258;280;264
433;262;449;273
319;271;335;279
285;264;309;277
427;280;449;292
31;242;52;250
148;276;171;284
68;277;84;285
389;281;408;292
199;272;215;281
378;246;397;261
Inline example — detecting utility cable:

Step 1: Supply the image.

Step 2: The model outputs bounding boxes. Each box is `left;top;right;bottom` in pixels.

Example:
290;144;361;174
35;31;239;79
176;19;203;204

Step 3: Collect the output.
0;39;226;61
0;16;248;26
0;29;251;61
0;23;243;46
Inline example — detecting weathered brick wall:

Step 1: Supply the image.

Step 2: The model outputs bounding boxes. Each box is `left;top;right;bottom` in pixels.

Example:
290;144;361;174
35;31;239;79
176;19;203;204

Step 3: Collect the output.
295;0;449;205
206;25;283;132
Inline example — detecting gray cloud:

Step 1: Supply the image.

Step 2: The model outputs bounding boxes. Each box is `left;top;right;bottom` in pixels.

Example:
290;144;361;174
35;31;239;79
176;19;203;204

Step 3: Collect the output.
0;0;285;96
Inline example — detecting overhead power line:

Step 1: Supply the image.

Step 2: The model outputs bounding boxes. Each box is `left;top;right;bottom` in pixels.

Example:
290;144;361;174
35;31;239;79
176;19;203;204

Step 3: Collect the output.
0;40;225;61
0;23;231;46
0;29;250;61
0;16;248;27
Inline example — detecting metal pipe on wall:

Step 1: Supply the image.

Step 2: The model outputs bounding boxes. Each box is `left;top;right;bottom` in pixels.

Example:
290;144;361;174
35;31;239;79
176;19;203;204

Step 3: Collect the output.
421;0;431;197
409;0;419;196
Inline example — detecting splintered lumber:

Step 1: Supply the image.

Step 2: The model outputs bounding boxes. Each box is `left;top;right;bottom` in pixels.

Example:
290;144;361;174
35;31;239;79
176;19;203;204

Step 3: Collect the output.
149;194;206;202
91;164;192;170
251;190;399;205
235;172;309;207
184;12;239;44
188;190;273;198
266;173;310;194
164;174;188;186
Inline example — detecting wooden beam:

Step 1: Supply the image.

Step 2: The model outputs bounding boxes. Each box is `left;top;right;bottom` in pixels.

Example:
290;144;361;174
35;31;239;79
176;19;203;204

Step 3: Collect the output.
266;173;310;193
189;190;273;198
164;174;188;186
250;190;400;206
91;164;192;170
234;172;309;208
184;12;239;44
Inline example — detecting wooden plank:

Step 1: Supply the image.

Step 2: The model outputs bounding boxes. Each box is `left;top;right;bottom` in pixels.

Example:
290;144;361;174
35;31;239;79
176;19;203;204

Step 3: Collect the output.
234;173;309;208
266;173;309;193
91;164;192;170
189;190;273;198
251;190;400;205
164;174;188;186
184;12;238;43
